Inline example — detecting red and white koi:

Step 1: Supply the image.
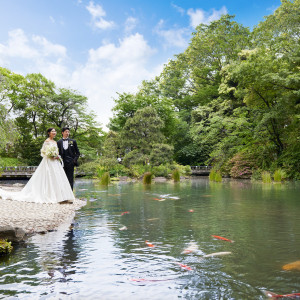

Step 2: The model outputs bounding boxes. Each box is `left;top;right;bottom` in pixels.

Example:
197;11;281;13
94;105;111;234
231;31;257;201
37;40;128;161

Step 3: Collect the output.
181;242;198;254
264;290;300;298
212;235;234;243
121;211;130;216
145;240;155;247
175;262;192;271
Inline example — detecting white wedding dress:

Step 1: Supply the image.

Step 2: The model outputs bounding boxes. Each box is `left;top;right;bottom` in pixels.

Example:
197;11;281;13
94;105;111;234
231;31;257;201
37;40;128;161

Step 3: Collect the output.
0;140;75;204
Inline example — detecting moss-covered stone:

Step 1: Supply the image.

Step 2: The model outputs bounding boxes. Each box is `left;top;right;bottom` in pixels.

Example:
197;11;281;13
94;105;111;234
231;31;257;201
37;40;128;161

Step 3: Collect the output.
0;239;13;256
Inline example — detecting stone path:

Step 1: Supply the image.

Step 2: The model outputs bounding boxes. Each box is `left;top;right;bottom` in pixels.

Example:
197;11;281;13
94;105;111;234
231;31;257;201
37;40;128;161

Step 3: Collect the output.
0;184;85;234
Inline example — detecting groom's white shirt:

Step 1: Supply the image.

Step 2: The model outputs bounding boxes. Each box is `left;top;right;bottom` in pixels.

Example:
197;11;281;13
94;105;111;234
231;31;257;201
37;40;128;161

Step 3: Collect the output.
63;140;69;150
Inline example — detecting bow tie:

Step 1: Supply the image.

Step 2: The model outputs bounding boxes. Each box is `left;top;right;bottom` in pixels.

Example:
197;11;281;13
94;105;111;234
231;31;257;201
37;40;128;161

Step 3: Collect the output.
63;139;68;141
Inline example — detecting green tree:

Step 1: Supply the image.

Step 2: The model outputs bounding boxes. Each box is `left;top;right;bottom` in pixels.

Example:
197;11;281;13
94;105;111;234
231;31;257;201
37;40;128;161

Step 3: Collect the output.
121;106;165;155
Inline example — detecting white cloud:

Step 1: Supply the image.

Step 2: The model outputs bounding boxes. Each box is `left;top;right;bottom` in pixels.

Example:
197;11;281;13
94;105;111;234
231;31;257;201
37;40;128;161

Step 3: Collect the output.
187;6;228;27
0;28;69;88
70;33;157;128
124;17;138;34
0;29;67;64
0;29;162;130
32;35;67;58
86;1;114;30
155;20;190;49
171;3;185;15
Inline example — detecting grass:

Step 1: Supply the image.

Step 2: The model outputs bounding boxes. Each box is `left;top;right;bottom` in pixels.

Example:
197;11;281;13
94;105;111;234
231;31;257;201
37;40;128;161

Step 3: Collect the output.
273;169;286;182
143;172;153;184
262;171;272;183
209;169;222;182
172;168;180;182
100;172;110;185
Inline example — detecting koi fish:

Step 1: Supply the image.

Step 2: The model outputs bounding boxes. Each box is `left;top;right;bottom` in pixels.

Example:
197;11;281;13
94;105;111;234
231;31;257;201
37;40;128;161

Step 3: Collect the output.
181;242;198;254
203;251;232;258
147;218;159;221
263;290;300;298
145;240;155;247
189;209;194;212
212;235;234;243
153;198;162;201
121;211;130;216
119;226;127;231
176;262;192;271
282;260;300;271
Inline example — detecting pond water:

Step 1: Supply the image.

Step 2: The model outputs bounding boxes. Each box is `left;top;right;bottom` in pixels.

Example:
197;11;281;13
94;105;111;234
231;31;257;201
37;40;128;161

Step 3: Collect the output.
0;178;300;299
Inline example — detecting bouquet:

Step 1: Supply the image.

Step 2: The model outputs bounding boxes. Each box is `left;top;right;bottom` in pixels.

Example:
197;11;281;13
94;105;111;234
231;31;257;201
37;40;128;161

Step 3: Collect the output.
42;144;59;158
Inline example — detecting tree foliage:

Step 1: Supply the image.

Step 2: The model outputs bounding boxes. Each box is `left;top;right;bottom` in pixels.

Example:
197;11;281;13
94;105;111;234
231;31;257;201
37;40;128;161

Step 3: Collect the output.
106;1;300;178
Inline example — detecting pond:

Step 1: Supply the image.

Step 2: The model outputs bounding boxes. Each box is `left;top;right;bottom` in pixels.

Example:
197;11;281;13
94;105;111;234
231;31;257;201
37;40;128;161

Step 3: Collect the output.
0;178;299;299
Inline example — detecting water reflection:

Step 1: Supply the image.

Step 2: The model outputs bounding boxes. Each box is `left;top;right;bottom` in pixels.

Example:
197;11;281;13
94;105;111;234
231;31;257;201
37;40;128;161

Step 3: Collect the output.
0;178;299;299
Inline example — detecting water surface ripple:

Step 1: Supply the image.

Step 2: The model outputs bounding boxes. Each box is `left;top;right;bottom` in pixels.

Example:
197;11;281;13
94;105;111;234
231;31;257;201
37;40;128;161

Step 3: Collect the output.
0;178;300;299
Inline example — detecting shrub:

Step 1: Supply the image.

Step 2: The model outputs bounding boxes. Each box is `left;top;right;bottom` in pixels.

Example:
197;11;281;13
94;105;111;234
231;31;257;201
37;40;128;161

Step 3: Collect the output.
172;168;180;182
152;164;171;177
251;169;262;181
0;239;13;256
128;164;147;178
229;153;256;179
123;150;148;167
100;172;110;185
0;157;26;167
273;169;286;182
143;172;153;184
184;165;192;176
262;171;272;183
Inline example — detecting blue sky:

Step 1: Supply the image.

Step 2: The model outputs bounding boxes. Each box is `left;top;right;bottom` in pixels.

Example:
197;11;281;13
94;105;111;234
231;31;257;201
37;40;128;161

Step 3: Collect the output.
0;0;281;129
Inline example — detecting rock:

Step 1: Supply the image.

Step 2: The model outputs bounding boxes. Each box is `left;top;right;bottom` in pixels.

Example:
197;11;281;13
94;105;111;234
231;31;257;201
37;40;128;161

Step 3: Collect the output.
0;226;27;243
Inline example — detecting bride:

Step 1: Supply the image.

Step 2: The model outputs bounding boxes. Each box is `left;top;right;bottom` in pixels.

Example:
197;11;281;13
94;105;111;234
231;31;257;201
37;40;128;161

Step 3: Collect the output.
0;128;75;204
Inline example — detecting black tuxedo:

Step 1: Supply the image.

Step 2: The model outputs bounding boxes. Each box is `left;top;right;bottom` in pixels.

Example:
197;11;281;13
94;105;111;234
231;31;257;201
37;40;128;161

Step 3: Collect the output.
57;138;80;190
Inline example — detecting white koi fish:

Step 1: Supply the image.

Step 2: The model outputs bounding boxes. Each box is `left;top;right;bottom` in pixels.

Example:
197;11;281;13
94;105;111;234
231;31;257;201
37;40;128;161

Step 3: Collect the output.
182;242;198;254
203;251;232;258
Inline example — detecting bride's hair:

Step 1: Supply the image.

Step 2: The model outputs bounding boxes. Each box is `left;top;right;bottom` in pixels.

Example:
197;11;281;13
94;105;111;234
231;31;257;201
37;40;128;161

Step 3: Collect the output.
47;128;55;137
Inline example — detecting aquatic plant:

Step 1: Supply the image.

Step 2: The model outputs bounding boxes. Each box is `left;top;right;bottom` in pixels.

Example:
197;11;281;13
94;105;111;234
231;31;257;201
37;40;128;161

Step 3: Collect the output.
262;171;272;183
0;239;13;256
100;172;111;185
273;169;286;182
172;168;180;182
143;172;153;184
209;169;216;181
214;171;222;182
209;169;222;182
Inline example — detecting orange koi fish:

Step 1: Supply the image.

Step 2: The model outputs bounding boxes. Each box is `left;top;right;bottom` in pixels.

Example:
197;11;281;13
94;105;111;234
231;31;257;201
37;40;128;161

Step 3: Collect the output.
264;290;300;298
176;262;192;271
121;211;130;216
145;240;155;247
282;260;300;271
212;235;234;243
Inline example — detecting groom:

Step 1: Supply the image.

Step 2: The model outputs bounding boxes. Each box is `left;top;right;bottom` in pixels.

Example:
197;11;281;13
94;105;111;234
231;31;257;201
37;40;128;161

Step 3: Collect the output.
57;127;80;190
